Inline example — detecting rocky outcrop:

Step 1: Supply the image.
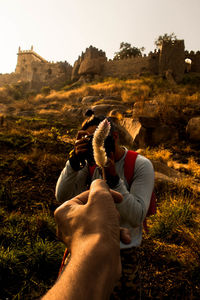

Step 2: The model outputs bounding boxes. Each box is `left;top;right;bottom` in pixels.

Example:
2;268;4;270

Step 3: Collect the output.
71;57;82;81
91;104;127;116
119;118;142;147
120;116;179;148
72;46;107;81
186;117;200;142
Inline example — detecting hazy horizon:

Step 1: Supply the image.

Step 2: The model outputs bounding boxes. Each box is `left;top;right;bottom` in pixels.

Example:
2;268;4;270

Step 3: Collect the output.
1;0;200;74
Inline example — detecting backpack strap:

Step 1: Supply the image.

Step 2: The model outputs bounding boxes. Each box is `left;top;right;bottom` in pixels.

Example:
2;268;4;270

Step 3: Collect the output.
89;150;156;232
88;164;97;179
124;150;138;186
124;150;156;233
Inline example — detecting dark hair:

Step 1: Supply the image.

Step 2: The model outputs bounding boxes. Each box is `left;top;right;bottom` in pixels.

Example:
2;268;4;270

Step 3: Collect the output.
81;115;117;134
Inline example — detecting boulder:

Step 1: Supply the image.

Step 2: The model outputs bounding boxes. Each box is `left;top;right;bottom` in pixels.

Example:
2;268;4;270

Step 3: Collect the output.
119;118;142;147
151;160;181;179
78;57;106;75
121;116;179;147
154;171;178;193
134;126;147;148
139;116;160;128
186;117;200;142
78;46;107;76
91;104;127;116
151;125;179;145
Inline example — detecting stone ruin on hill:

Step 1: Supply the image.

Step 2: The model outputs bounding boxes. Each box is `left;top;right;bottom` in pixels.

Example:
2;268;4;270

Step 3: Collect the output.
0;46;72;91
0;40;200;91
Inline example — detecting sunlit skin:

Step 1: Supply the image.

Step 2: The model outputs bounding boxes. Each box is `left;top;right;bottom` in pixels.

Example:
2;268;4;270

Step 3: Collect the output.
43;179;123;300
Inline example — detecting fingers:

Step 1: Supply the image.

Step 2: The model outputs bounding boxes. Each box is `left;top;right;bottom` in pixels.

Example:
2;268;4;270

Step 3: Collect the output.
55;181;123;221
89;179;123;204
74;136;90;156
76;130;90;140
120;227;131;244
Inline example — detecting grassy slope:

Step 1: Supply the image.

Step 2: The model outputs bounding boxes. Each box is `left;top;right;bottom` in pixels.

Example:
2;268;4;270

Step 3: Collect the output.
0;75;200;299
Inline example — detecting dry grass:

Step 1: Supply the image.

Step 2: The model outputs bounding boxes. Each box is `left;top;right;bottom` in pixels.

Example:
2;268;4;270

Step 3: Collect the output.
1;75;200;299
139;146;173;163
34;79;152;105
188;157;200;178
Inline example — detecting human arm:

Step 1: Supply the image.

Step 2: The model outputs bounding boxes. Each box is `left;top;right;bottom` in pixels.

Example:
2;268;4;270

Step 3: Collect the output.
104;154;154;228
115;155;154;227
55;130;91;202
43;179;123;300
55;160;89;202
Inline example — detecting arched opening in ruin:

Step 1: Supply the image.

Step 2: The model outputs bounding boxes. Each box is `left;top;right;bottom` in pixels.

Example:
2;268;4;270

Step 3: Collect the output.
185;58;192;73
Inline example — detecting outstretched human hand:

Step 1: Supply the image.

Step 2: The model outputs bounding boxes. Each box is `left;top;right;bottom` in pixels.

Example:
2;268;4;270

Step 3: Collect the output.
54;179;123;254
43;180;123;300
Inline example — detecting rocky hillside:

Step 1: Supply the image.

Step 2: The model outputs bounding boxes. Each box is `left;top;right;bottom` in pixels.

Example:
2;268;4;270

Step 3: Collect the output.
0;74;200;299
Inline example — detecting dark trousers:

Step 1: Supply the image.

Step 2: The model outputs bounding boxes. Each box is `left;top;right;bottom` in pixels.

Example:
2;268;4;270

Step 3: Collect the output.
110;247;141;300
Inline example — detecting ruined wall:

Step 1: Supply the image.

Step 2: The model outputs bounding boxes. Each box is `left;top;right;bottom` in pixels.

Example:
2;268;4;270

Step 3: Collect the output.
103;56;149;77
1;40;200;92
159;40;185;82
103;53;159;77
31;61;72;90
185;51;200;73
72;46;159;80
0;47;72;91
0;73;21;86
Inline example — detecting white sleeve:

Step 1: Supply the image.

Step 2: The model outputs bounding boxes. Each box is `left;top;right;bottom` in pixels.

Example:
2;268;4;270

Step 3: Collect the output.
115;155;154;227
55;160;89;203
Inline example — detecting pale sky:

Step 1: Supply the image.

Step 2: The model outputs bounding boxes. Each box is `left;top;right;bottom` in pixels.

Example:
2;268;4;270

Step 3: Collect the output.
0;0;200;74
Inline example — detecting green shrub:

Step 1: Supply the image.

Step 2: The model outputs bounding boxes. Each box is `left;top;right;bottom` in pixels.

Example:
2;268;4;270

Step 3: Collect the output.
149;196;195;243
0;210;65;298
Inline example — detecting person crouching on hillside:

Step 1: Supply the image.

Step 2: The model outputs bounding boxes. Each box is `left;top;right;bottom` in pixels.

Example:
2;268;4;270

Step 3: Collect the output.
55;113;155;300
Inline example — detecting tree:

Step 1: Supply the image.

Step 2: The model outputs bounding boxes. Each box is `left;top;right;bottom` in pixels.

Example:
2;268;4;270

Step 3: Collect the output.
155;33;177;49
113;42;145;60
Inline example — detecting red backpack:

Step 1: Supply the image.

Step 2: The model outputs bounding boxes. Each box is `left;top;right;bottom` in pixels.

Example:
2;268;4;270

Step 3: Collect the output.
89;150;156;233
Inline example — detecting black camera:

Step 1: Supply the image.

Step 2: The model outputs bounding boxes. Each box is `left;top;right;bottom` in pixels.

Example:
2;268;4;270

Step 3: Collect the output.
86;134;115;165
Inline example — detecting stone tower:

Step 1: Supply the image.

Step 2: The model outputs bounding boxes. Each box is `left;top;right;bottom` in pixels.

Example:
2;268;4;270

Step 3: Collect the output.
159;40;185;82
15;46;47;81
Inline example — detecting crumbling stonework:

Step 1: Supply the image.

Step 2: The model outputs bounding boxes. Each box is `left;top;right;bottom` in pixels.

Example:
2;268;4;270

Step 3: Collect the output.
71;46;106;81
159;40;185;82
185;50;200;73
72;46;159;80
0;46;72;91
0;39;199;92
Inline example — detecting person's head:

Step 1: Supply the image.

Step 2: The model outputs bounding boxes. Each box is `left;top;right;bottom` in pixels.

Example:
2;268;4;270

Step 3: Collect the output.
82;113;120;142
81;113;120;162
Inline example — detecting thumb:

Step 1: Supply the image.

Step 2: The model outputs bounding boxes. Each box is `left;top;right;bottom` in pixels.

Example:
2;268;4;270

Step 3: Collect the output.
120;227;131;244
